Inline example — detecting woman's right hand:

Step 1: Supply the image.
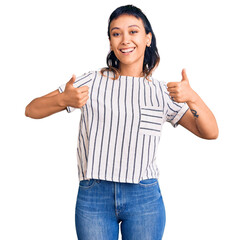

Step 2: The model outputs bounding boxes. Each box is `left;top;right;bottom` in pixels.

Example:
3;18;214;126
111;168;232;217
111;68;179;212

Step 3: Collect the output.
63;74;89;108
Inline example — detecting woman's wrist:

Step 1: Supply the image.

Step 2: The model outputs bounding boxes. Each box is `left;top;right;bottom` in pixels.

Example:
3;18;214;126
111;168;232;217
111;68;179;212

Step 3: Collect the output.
187;89;200;105
58;92;68;108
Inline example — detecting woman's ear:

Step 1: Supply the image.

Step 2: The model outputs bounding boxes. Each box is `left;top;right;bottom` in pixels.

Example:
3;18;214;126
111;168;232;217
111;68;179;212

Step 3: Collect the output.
146;32;152;46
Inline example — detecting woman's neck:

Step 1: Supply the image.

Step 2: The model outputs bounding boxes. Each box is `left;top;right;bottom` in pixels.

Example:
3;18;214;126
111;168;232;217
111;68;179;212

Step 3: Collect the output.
119;65;144;77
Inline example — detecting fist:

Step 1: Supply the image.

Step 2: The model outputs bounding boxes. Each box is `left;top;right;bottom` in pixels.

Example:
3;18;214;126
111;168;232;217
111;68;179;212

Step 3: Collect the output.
167;68;196;103
63;74;90;108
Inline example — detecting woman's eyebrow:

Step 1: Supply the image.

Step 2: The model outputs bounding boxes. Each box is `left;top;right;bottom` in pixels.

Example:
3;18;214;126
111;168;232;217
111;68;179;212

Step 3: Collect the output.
111;25;140;32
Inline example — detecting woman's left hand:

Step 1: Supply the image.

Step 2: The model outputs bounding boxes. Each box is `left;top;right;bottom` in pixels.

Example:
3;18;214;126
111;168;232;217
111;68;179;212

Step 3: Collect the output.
167;68;197;104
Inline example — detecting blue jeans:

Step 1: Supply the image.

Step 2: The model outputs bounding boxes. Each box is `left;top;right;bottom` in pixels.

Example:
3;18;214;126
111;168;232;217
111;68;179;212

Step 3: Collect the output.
75;178;166;240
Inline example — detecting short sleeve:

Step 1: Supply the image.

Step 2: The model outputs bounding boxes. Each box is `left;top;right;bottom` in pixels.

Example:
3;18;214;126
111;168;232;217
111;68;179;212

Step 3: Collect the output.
58;70;94;113
162;81;189;128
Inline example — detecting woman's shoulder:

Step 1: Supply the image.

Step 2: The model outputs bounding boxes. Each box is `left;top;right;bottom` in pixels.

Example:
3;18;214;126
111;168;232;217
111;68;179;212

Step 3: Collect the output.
75;69;101;80
81;69;97;76
80;68;111;77
152;76;167;88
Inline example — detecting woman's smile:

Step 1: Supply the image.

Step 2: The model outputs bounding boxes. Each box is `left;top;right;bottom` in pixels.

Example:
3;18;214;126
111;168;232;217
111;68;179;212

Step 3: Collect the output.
120;47;136;55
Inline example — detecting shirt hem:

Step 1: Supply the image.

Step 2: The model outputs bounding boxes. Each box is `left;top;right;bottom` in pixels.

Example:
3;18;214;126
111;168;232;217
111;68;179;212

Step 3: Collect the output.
81;173;160;184
170;104;189;128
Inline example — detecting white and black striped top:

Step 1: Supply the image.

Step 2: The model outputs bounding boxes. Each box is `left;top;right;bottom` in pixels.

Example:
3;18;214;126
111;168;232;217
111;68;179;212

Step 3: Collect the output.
58;69;189;184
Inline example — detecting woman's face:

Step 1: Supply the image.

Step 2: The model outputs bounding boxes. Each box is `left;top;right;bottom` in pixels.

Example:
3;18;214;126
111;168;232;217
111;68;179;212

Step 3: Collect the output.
109;14;152;72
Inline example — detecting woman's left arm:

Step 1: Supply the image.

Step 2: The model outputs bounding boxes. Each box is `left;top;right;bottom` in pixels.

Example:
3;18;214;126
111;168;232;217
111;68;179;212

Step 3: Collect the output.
167;69;219;139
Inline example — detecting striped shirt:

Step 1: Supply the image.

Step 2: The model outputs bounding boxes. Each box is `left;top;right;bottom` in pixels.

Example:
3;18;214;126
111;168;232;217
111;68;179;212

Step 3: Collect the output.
58;69;189;184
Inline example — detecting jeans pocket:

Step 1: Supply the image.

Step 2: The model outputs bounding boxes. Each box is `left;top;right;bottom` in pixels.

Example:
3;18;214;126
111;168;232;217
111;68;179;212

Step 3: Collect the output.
138;178;158;186
79;179;97;189
139;105;163;136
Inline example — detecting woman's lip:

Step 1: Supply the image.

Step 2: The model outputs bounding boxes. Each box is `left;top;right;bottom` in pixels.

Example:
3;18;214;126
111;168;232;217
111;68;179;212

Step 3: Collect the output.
119;47;136;54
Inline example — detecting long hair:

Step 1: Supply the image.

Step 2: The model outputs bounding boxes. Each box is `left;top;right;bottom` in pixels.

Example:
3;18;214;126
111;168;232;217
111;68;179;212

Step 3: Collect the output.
100;4;160;81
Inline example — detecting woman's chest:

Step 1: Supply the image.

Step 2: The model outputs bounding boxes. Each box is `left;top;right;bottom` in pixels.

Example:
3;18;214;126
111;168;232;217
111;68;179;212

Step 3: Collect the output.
84;80;165;136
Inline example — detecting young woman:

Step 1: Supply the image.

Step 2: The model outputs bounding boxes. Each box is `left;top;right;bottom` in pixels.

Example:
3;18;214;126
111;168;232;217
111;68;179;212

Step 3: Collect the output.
25;4;218;240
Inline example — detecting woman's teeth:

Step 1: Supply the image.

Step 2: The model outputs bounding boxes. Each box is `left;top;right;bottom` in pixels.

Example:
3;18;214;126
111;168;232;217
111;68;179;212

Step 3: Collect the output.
120;47;135;53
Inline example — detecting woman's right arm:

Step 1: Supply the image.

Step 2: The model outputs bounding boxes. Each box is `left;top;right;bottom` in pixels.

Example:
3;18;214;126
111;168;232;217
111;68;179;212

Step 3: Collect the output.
25;89;67;119
25;75;89;119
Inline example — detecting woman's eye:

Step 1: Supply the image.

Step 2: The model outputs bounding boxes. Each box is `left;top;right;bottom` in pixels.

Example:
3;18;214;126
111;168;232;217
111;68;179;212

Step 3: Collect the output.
112;31;137;37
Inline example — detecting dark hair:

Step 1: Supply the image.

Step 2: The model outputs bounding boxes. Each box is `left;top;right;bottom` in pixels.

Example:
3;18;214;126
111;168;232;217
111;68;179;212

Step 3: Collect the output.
100;4;160;81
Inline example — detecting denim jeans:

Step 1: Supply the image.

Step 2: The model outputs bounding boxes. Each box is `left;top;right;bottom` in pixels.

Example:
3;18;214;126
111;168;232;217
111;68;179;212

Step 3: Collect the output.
75;178;166;240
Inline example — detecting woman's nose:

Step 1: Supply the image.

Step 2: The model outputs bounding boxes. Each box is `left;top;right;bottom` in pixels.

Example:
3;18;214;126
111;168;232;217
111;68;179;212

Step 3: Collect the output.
121;32;131;45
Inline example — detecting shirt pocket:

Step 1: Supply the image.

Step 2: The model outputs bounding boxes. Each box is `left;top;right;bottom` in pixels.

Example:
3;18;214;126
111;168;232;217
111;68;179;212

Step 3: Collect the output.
139;105;164;136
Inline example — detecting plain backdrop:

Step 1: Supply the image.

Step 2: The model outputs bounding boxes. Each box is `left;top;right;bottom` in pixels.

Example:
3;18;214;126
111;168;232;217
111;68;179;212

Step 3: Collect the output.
1;0;242;239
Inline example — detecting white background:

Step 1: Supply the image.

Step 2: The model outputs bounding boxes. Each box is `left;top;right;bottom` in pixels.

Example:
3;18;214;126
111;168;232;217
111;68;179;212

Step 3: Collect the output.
1;0;242;239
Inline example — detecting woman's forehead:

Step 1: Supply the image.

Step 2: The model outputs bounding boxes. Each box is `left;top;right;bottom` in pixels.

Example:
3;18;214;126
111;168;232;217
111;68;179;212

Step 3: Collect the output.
110;15;143;29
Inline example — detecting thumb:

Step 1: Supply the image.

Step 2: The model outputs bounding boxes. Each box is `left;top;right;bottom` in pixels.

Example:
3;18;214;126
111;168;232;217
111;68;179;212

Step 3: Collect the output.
68;74;76;85
181;68;188;82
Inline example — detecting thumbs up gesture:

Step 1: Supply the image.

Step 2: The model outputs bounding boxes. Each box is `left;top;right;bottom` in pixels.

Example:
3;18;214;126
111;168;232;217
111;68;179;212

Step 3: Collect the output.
63;74;89;108
167;68;196;103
